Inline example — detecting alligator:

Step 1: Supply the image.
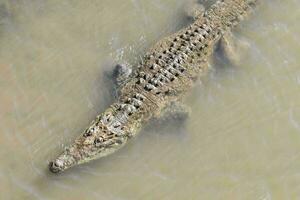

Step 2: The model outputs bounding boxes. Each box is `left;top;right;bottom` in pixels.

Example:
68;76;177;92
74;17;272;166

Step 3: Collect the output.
49;0;258;173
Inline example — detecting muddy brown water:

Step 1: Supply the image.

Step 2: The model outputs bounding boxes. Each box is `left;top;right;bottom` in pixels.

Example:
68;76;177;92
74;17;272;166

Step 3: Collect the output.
0;0;300;199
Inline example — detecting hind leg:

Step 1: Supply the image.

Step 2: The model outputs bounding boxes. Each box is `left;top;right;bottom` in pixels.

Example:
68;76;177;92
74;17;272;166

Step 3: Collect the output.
218;31;250;66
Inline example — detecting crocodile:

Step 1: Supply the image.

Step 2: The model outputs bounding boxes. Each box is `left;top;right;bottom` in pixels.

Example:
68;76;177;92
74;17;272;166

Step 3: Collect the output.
49;0;259;173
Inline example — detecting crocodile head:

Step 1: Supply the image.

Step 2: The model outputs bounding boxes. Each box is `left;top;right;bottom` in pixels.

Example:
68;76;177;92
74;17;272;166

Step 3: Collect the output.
49;126;128;173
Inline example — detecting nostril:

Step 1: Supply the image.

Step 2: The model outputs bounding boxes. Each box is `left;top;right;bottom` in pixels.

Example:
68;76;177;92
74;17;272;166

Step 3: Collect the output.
49;161;61;173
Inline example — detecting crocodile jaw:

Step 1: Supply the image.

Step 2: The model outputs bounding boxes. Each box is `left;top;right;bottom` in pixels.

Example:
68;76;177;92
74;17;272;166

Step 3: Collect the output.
49;135;128;173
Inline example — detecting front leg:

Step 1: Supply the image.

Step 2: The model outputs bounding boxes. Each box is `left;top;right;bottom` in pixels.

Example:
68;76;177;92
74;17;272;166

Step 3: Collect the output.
113;63;133;87
145;102;191;134
155;102;191;123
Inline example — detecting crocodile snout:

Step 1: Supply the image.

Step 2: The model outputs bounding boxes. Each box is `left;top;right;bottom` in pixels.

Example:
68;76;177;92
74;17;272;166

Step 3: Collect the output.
49;152;77;174
49;160;63;173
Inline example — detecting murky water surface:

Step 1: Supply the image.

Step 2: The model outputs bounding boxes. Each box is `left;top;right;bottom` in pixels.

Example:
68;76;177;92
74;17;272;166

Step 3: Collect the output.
0;0;300;199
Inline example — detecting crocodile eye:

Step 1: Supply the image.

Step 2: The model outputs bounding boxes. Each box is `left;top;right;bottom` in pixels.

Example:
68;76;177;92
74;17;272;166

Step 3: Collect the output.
103;113;113;123
94;138;103;147
83;130;92;137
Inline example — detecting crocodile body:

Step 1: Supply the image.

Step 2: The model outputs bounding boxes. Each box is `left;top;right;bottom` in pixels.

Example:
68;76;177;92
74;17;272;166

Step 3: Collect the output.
49;0;258;173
